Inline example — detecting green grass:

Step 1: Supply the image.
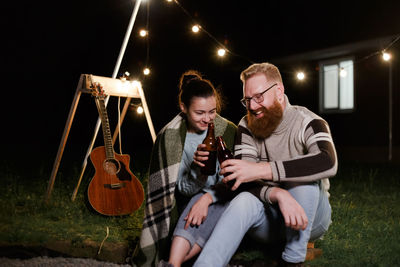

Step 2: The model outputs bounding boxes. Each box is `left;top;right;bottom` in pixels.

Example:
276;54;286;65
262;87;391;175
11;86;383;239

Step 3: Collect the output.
1;155;400;266
0;156;145;247
308;162;400;267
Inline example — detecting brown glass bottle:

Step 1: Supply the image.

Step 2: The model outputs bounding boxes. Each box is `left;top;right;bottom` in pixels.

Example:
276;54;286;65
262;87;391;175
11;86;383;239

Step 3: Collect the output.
216;136;235;187
200;122;217;175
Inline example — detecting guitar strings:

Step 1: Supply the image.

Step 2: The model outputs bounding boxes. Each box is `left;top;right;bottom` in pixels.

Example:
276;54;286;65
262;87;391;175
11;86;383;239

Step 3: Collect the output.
118;96;123;155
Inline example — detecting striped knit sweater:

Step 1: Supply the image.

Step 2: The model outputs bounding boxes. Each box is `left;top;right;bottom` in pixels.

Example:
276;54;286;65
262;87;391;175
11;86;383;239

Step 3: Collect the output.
235;95;337;203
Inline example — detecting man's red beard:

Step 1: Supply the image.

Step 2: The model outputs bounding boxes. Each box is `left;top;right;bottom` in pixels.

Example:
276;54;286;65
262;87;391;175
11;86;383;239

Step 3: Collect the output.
247;99;283;139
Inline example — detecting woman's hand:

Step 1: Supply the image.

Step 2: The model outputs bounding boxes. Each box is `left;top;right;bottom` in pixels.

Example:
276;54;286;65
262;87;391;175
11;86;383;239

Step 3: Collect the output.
193;144;208;167
220;159;272;190
269;187;308;231
184;193;213;229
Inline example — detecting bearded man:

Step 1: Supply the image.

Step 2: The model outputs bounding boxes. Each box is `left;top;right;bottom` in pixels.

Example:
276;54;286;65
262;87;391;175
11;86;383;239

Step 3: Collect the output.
193;63;337;267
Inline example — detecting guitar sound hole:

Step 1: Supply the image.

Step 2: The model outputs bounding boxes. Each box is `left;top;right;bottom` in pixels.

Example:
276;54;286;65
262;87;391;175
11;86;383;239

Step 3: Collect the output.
103;159;121;175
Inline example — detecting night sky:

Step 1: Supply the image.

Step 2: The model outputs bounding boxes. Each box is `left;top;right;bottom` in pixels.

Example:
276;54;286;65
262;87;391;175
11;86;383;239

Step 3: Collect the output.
4;0;400;171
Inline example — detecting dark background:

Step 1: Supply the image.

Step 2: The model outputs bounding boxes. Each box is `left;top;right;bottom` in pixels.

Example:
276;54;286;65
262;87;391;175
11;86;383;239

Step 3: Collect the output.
3;0;400;172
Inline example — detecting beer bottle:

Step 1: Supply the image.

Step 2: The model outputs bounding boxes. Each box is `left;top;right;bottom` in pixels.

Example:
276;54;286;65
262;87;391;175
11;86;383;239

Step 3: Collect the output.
216;136;235;187
201;122;217;175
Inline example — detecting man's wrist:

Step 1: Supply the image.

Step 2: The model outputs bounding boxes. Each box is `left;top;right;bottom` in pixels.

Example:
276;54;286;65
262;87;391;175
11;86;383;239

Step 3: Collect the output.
260;162;272;180
268;187;283;203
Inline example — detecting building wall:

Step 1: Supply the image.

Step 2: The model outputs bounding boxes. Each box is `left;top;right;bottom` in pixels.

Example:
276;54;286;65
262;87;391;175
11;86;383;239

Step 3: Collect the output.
279;53;399;163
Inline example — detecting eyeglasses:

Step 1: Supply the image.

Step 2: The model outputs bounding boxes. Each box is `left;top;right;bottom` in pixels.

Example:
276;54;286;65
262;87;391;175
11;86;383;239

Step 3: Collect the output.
240;83;277;107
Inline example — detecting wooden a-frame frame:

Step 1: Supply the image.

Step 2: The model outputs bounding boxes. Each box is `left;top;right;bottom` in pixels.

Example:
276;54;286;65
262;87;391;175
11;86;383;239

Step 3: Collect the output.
45;74;156;202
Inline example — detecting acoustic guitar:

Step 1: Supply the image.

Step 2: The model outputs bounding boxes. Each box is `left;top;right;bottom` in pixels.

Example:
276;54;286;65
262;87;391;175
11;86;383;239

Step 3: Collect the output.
87;81;144;216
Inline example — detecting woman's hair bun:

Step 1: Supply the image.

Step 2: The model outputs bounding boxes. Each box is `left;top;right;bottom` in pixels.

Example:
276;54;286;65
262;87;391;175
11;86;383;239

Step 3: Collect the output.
178;69;222;112
179;70;202;90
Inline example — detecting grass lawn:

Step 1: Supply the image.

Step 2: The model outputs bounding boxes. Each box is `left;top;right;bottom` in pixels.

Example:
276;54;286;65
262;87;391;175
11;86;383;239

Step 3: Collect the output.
308;162;400;266
0;152;399;266
0;151;147;263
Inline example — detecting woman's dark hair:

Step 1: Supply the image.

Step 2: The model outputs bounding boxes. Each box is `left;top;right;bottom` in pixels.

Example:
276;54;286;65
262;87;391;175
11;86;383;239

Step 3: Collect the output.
178;70;222;112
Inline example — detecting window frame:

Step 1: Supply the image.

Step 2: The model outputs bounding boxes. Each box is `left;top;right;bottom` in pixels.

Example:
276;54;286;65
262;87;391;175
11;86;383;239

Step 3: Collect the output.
319;57;355;114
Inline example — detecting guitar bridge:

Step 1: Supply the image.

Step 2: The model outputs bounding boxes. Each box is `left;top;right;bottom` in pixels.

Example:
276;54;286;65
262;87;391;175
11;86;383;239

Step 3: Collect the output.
104;183;126;189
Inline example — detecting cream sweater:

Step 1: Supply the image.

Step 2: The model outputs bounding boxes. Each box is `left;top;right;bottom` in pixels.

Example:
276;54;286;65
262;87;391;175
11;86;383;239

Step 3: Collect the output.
234;95;337;203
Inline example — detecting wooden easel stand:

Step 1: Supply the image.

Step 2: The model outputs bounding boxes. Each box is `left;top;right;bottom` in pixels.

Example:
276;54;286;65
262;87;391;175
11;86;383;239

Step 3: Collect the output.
45;74;155;202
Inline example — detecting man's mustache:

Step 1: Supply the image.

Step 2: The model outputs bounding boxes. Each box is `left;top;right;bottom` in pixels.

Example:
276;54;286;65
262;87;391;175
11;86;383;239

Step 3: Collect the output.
248;107;266;116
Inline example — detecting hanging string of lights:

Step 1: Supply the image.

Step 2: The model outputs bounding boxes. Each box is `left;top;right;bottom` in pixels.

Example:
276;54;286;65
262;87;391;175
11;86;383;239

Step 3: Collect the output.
135;0;399;82
170;0;255;64
136;0;255;77
293;35;399;81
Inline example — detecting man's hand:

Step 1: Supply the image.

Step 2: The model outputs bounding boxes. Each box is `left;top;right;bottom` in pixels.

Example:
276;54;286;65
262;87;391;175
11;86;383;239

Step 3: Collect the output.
220;159;272;190
184;193;213;229
193;144;208;167
269;187;308;231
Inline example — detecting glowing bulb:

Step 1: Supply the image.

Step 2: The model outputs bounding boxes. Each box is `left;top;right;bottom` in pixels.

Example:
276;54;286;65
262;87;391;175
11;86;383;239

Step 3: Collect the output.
139;29;148;37
137;106;144;114
120;71;130;82
382;52;391;61
217;48;226;57
339;68;347;77
192;25;200;33
166;0;173;2
143;68;150;75
296;72;305;80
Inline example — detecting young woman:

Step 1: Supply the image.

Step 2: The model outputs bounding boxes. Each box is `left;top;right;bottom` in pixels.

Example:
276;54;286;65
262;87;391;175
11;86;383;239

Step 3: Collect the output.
136;70;237;267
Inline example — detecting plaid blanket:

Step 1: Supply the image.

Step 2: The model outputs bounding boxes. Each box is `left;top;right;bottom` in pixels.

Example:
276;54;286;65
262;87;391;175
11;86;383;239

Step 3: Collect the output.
134;113;237;266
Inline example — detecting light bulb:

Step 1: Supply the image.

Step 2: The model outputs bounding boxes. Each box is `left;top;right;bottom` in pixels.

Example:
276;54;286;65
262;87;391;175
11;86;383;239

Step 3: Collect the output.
139;30;148;37
192;25;200;33
383;52;391;61
296;72;305;80
217;48;226;57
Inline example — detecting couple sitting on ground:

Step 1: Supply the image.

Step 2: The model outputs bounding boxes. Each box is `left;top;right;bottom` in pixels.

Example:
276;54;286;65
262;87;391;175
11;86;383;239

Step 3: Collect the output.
134;62;337;267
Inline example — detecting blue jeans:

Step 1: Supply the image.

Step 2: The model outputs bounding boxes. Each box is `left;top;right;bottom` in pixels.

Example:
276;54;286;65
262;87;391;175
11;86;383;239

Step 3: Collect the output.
173;192;228;248
194;182;331;266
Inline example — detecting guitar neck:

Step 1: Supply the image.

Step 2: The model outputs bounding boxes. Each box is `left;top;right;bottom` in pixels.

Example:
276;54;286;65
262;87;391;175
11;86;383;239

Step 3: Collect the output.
95;97;115;159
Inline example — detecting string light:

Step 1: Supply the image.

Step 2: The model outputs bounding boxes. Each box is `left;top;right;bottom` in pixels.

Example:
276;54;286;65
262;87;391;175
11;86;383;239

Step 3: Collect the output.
169;0;255;64
120;71;130;81
382;52;391;61
282;36;399;81
136;0;399;80
139;29;148;37
130;102;144;115
217;48;226;57
143;67;150;75
296;72;305;80
192;24;200;33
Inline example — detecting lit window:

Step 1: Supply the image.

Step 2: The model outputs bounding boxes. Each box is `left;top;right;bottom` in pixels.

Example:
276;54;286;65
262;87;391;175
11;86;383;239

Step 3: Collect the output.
319;58;354;113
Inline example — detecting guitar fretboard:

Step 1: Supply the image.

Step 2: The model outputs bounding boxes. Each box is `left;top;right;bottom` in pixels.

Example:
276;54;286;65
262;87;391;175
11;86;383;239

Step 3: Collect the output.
95;97;115;160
